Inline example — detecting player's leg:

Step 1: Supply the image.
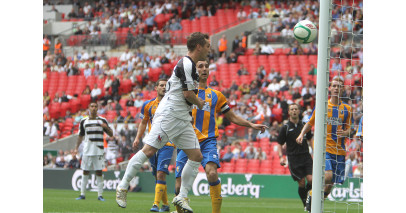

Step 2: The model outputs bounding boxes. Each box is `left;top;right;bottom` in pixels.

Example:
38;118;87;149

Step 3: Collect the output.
116;144;159;208
325;154;345;198
171;121;202;212
149;152;161;212
95;170;105;201
201;139;222;213
288;158;307;208
178;148;202;198
77;156;90;200
154;146;174;212
174;149;188;213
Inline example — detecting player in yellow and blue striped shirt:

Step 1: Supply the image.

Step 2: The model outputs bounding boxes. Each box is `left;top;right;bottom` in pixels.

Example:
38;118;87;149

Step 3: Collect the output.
132;79;174;212
297;76;353;212
174;60;268;213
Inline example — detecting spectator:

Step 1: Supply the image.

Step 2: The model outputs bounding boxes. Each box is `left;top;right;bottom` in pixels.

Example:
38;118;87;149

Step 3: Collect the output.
54;39;63;56
44;119;58;140
255;27;267;43
236;8;247;21
44;156;57;168
120;49;132;62
209;75;219;87
220;147;234;162
118;135;131;160
267;78;280;92
169;18;182;31
308;43;318;55
218;34;228;56
245;146;257;159
43;35;50;59
66;151;80;169
231;35;240;53
91;84;102;101
248;8;259;19
288;40;304;55
291;75;303;89
111;77;120;96
253;42;261;55
216;52;227;65
260;41;275;55
208;58;217;73
232;142;245;159
227;52;238;63
55;156;66;168
134;95;144;108
255;147;267;160
237;64;249;76
245;128;257;141
159;70;168;79
83;64;92;78
67;8;77;19
308;64;317;75
234;42;246;56
331;58;342;76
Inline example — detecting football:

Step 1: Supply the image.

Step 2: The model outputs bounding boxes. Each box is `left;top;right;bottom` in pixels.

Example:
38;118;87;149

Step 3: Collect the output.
293;20;318;44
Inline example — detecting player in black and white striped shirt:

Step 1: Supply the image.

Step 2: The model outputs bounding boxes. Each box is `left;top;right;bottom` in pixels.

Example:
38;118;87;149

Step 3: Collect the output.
75;101;113;201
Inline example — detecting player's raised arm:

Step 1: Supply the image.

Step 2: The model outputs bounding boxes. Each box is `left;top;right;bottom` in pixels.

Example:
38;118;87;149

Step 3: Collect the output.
297;122;312;145
224;109;269;133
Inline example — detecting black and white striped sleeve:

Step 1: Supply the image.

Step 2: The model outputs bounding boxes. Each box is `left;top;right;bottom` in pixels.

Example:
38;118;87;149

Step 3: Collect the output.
175;57;197;91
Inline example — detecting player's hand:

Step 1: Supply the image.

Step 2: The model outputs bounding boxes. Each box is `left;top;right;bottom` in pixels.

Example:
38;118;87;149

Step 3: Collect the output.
280;157;286;166
296;134;303;145
336;128;345;138
197;97;205;110
251;124;269;133
132;138;140;150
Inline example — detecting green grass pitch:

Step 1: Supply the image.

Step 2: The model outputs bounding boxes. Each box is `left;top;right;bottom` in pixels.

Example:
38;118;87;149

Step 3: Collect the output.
43;188;363;213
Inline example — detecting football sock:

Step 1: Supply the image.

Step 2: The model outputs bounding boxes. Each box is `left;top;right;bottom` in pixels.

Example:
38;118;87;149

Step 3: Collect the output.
81;174;89;196
209;180;222;213
298;186;307;206
162;184;169;205
118;151;148;190
96;175;104;197
178;160;200;198
153;181;166;206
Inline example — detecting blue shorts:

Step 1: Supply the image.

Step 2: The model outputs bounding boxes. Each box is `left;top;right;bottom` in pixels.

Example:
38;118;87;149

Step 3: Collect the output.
175;138;220;178
325;152;346;184
149;145;174;177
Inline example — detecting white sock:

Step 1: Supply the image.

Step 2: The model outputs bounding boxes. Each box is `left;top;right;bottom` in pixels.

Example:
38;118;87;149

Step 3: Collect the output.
179;160;200;198
81;174;89;196
96;175;104;197
118;151;148;190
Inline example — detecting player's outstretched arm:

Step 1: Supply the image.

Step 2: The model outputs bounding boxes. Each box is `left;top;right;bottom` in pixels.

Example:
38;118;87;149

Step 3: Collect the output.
101;122;113;137
297;122;312;145
133;119;148;150
224;109;269;133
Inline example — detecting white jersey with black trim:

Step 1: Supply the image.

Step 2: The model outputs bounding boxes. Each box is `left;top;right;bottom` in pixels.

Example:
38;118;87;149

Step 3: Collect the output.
154;56;199;121
78;116;108;156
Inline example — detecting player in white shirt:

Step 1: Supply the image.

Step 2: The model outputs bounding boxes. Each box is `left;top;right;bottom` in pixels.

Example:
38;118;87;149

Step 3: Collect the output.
116;32;210;213
75;101;113;201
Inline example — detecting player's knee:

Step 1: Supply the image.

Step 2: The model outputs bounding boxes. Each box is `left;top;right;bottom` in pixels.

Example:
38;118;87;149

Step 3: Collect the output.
142;145;157;158
206;170;218;182
298;178;306;188
156;171;166;181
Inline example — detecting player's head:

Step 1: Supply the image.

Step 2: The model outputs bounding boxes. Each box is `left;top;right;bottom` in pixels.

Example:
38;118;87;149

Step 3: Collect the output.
330;76;344;97
196;60;209;82
155;78;167;98
187;32;210;61
288;103;301;120
88;100;98;116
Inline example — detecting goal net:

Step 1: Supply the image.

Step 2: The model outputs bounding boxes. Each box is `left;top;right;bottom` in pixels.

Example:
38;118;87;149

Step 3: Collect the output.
312;0;363;212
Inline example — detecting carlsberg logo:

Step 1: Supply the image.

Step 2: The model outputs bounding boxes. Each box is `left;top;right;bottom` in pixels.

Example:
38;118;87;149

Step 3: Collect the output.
328;181;363;202
192;173;261;198
72;170;121;191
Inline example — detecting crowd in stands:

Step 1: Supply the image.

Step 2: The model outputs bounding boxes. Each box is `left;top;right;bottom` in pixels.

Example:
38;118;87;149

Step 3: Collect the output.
44;0;363;176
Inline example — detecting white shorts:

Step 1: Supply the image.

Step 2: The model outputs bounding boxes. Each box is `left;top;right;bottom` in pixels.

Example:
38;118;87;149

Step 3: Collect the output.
144;114;200;150
81;155;105;171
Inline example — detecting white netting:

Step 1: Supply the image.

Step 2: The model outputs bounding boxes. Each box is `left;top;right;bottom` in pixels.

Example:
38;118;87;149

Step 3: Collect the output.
323;0;363;212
